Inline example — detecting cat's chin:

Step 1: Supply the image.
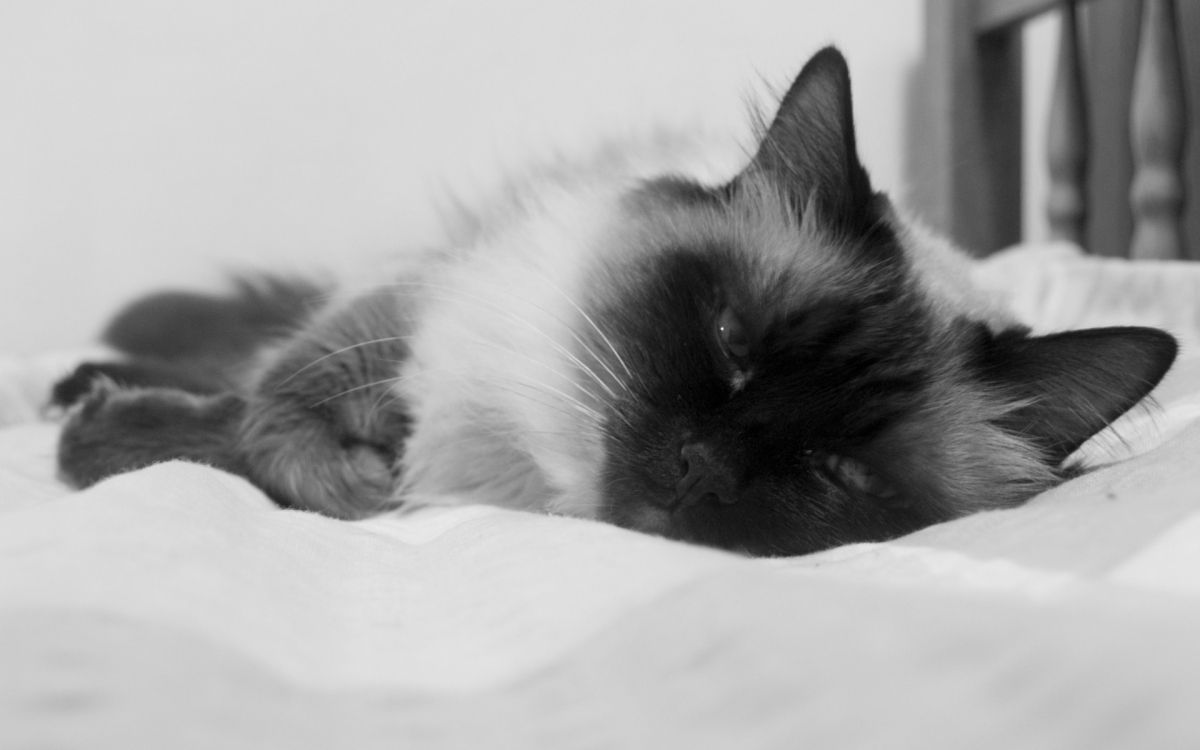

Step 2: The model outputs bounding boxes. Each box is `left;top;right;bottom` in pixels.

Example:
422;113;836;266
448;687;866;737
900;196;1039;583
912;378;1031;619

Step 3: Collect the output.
600;495;739;552
604;501;676;539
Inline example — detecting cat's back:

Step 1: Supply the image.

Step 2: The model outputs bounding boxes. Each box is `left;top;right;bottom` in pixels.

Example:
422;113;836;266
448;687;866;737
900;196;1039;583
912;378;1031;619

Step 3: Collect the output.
891;212;1020;333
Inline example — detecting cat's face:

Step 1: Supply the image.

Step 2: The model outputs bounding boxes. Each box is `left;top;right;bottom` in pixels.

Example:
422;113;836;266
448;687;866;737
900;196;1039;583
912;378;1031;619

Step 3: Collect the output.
568;48;1176;556
586;187;923;554
583;175;959;555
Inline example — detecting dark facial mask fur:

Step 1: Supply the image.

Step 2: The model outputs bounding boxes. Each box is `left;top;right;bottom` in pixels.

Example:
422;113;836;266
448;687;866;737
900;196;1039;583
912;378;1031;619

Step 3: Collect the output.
53;48;1178;556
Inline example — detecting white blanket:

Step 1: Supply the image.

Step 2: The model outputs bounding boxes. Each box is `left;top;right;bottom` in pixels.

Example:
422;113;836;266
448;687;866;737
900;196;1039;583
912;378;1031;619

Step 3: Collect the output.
4;245;1200;748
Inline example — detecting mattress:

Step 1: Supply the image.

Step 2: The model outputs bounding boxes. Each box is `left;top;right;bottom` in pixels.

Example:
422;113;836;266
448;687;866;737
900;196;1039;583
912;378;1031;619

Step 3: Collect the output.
3;243;1200;748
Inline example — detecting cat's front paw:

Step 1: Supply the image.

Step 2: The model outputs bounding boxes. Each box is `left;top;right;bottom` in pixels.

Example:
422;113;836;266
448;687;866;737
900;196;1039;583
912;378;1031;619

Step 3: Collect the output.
346;442;398;495
237;401;407;519
58;376;131;485
57;380;246;487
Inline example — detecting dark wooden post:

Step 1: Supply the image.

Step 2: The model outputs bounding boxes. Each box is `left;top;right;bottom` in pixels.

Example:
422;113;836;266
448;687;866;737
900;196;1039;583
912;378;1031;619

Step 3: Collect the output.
1047;1;1088;245
924;0;1024;256
1130;0;1187;259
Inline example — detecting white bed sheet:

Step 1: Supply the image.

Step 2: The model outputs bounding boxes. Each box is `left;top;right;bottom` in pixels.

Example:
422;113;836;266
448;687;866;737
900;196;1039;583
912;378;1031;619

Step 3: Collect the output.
3;244;1200;749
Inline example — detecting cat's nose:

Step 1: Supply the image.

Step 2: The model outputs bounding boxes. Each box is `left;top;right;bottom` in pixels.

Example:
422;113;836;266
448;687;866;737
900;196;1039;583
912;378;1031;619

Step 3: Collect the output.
675;442;737;508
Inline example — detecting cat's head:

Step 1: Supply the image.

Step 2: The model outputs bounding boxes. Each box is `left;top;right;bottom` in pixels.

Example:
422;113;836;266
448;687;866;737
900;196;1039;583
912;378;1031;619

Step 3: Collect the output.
574;47;1177;555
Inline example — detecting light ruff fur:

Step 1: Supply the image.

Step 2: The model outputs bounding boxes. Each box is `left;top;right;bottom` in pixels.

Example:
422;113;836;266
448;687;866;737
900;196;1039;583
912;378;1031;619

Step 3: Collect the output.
396;185;621;513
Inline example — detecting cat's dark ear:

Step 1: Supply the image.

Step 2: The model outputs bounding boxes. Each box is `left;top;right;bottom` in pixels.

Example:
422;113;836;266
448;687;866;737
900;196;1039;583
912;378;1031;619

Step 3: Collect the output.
980;327;1178;464
733;46;874;225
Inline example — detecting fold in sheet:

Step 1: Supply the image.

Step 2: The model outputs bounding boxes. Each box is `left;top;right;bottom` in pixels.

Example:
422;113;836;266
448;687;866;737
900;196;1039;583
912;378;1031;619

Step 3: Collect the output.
4;244;1200;747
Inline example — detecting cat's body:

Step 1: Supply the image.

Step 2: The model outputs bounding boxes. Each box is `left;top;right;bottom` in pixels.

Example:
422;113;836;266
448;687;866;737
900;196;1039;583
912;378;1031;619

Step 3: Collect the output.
55;49;1178;556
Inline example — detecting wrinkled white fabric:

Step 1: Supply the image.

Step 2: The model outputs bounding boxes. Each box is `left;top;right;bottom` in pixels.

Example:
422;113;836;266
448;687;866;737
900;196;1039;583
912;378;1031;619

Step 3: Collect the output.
3;245;1200;748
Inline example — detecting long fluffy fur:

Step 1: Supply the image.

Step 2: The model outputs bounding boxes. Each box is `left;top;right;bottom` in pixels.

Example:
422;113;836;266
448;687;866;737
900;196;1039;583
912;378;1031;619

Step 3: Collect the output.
53;47;1176;556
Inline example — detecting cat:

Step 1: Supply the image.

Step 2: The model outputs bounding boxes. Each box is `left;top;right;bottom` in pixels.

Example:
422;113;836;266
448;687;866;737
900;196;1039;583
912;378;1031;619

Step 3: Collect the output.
52;47;1178;556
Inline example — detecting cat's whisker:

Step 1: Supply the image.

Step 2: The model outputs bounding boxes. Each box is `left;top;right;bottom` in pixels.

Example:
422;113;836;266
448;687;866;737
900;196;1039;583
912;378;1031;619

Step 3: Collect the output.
522;266;639;389
446;330;627;431
491;374;606;424
463;267;640;398
367;356;610;433
386;281;624;402
279;336;414;386
339;339;606;429
560;317;638;399
324;276;632;405
488;267;638;394
471;334;620;402
445;324;617;404
605;402;636;432
308;373;419;408
493;384;603;424
364;385;405;426
369;343;612;431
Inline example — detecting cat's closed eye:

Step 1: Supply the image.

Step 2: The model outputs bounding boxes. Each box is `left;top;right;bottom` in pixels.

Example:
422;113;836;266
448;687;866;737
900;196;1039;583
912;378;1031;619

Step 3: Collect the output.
815;452;898;500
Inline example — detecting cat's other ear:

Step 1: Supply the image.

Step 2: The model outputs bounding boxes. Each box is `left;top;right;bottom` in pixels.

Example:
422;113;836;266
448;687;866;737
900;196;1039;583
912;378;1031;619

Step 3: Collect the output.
734;46;874;226
980;326;1178;464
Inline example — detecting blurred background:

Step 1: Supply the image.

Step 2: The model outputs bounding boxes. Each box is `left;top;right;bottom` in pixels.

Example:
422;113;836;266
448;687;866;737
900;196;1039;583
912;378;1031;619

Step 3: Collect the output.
0;1;1057;353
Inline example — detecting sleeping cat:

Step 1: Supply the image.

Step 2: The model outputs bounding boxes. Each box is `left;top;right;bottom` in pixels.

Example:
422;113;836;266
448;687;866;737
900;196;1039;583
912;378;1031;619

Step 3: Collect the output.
53;47;1177;556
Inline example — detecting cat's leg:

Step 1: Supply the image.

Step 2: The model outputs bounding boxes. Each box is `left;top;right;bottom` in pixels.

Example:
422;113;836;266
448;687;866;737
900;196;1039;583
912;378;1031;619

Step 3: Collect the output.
53;275;327;410
58;377;248;487
55;352;409;517
54;287;413;519
235;291;415;519
102;277;327;363
51;360;225;410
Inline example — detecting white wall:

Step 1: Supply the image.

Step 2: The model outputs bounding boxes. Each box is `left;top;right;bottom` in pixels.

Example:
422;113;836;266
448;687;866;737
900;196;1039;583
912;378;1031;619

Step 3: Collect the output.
0;0;922;353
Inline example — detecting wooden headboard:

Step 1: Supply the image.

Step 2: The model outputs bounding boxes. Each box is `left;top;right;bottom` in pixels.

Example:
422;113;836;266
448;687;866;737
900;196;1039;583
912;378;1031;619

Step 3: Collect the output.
921;0;1196;259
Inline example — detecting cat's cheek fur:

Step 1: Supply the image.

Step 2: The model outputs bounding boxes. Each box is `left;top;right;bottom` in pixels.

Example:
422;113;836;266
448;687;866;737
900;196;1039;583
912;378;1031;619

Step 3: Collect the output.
866;381;1057;517
393;187;624;516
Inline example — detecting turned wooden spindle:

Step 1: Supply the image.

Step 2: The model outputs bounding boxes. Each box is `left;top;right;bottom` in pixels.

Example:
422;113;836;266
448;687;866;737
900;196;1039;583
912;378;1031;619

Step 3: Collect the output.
1047;1;1088;246
1130;0;1188;260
